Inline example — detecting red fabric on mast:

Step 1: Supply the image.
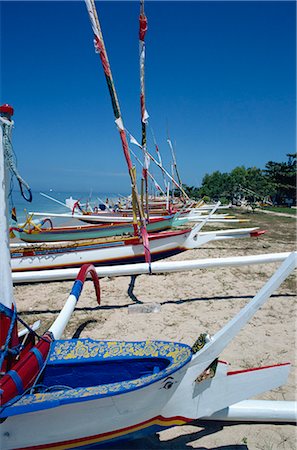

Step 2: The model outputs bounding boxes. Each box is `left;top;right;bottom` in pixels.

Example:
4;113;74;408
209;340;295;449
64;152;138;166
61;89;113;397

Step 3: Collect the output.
139;14;148;41
119;129;133;171
140;93;146;123
94;36;112;77
142;168;146;179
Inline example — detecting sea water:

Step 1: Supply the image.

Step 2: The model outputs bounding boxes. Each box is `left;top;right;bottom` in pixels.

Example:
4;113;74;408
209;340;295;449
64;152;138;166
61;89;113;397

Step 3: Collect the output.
9;190;126;224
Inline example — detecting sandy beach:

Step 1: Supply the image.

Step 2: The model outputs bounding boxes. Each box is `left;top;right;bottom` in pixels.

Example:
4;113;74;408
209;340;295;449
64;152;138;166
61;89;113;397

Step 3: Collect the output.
14;210;296;450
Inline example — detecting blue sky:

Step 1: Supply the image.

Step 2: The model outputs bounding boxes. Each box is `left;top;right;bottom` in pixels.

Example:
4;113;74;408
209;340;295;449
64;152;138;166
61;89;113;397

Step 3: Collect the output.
1;1;296;195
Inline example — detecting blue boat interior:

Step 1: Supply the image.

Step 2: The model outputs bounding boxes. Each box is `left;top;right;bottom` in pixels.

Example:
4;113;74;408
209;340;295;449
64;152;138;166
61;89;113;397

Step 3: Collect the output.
0;339;192;418
37;338;192;391
41;357;170;389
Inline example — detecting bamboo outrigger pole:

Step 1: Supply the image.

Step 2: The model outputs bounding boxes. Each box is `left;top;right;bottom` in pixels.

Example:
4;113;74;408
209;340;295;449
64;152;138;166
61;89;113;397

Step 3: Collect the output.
84;0;151;265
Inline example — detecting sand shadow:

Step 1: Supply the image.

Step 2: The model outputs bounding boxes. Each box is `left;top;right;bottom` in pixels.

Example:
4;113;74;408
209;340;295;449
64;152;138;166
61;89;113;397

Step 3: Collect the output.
18;291;295;317
106;421;249;449
71;319;98;338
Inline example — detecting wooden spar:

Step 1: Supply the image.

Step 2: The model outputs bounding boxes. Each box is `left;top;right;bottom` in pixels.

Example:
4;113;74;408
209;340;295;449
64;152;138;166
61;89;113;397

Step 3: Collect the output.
150;126;168;191
167;136;183;189
186;201;221;238
166;181;170;211
190;252;297;371
129;134;190;200
49;264;100;339
0;116;14;309
40;192;70;210
139;0;149;219
130;147;166;196
97;196;113;212
84;0;149;248
11;252;291;284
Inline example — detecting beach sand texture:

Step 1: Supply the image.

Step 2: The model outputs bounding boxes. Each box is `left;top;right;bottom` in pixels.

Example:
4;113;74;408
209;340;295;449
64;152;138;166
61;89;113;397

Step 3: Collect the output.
14;210;296;450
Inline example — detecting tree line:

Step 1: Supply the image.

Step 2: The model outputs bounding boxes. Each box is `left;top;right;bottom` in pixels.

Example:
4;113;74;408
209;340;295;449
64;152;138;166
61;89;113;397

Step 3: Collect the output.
182;153;296;206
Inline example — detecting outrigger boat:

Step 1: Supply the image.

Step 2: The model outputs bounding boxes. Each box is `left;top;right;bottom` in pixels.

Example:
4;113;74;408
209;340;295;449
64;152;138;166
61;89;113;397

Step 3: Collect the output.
1;109;297;448
11;201;245;244
10;214;187;243
11;205;251;244
1;4;296;448
27;207;243;225
1;251;296;450
5;0;263;277
10;225;264;273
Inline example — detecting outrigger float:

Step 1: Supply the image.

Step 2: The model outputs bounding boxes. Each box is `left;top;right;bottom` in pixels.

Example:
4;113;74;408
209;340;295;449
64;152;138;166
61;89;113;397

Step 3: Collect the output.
11;251;292;284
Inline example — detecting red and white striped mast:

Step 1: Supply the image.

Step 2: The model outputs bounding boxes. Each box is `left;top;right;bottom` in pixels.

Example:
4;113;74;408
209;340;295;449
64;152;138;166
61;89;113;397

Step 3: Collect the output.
139;0;150;217
84;0;151;265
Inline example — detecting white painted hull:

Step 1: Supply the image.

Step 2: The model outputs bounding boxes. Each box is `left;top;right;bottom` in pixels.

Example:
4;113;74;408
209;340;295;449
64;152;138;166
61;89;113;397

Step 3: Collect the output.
1;254;296;449
30;211;170;223
0;359;292;450
11;230;192;272
10;227;262;275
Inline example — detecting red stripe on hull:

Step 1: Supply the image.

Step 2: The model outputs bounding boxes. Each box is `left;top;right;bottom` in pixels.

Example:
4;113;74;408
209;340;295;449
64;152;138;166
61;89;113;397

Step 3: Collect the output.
16;415;194;449
227;362;290;376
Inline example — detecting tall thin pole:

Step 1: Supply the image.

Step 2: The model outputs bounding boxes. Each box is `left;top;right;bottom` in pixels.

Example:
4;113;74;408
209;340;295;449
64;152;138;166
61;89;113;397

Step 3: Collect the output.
128;131;190;200
0;116;14;309
130;147;166;196
84;0;151;264
139;0;149;218
150;127;167;191
167;137;183;188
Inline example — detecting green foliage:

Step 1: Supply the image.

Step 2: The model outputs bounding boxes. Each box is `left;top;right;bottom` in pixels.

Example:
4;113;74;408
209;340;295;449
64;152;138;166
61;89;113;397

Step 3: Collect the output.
182;184;201;200
219;196;229;205
187;154;296;206
197;166;274;202
264;153;296;205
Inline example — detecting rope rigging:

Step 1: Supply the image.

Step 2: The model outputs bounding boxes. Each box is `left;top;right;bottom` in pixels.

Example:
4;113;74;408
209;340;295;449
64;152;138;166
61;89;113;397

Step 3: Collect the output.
0;104;33;230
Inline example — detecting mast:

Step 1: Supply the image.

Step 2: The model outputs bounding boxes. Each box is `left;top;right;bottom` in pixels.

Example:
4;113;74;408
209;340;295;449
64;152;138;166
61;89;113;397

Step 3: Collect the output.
150;127;167;191
0;107;14;310
167;136;183;188
0;104;32;373
84;0;151;265
130;147;166;196
139;0;149;217
128;131;190;200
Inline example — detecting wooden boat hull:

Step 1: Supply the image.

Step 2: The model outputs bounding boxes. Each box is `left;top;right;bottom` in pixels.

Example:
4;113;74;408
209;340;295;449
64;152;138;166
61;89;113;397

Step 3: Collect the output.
11;229;192;272
1;255;296;449
13;216;183;243
10;227;262;273
30;211;170;224
0;338;291;450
